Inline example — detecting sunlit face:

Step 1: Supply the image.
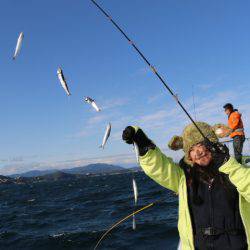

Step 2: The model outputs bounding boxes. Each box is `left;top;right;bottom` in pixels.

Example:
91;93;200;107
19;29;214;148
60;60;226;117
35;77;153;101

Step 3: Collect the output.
189;143;212;167
225;108;231;116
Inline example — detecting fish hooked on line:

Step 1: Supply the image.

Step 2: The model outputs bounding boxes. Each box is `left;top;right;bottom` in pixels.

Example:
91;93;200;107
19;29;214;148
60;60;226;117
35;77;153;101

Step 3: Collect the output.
57;67;71;96
13;32;24;60
132;215;136;230
100;123;111;149
133;142;140;164
84;97;101;112
132;178;138;205
132;178;138;230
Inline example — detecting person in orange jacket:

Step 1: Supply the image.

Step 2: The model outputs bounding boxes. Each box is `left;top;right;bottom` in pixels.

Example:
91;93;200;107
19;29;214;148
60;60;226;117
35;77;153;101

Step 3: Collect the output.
223;103;245;163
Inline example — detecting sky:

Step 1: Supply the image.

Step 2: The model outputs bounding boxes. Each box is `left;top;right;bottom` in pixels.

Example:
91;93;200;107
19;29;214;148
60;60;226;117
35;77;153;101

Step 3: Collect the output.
0;0;250;175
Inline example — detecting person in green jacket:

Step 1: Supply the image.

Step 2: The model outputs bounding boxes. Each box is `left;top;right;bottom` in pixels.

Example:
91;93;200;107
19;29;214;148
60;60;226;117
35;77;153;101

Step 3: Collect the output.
122;122;250;250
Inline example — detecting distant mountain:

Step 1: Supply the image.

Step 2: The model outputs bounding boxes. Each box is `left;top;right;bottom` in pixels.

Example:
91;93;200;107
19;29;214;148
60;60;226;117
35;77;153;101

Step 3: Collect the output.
33;171;78;181
63;163;125;175
1;164;141;185
11;169;57;178
9;163;126;178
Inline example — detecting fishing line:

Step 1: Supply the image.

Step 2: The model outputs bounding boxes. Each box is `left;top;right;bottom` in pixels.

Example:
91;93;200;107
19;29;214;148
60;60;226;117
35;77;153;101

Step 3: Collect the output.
90;0;208;141
192;84;197;121
94;202;156;250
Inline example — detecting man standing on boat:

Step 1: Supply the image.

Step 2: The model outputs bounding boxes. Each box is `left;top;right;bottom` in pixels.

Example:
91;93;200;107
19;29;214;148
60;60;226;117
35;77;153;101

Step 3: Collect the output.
223;103;245;163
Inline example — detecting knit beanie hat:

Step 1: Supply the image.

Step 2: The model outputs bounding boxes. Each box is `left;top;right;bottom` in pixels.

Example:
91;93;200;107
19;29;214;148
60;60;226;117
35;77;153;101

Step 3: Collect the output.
168;122;218;165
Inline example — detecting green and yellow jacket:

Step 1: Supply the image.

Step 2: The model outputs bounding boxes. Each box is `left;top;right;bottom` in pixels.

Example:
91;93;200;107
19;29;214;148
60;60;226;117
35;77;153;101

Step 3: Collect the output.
139;147;250;250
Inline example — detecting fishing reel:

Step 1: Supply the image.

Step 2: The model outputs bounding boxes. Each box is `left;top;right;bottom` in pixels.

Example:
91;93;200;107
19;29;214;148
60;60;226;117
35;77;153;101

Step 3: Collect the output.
204;139;230;167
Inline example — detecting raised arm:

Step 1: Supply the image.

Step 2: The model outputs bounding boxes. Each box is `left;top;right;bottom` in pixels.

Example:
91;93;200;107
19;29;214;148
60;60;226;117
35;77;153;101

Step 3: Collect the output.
219;157;250;202
140;147;183;193
122;126;184;193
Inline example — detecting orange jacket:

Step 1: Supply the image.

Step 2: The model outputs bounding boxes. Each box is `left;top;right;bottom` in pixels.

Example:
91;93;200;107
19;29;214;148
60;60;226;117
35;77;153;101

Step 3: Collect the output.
228;110;244;138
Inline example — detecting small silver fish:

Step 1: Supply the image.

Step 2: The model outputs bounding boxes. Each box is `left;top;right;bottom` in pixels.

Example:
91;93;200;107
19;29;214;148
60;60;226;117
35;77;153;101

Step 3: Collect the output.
100;123;111;149
133;142;140;164
57;67;71;96
132;214;136;230
13;32;24;60
132;178;138;230
85;97;101;112
132;178;138;204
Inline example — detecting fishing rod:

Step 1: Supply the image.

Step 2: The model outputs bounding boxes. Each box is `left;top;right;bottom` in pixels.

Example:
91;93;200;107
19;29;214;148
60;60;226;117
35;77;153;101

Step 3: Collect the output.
94;201;158;250
90;0;208;141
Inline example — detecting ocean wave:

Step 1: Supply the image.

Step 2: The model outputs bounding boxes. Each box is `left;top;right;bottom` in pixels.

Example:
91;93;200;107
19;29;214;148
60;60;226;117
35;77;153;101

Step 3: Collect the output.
0;172;179;249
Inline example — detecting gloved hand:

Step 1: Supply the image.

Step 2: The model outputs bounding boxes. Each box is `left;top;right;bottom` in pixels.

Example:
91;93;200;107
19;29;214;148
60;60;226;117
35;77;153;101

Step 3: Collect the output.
122;126;156;156
204;140;230;168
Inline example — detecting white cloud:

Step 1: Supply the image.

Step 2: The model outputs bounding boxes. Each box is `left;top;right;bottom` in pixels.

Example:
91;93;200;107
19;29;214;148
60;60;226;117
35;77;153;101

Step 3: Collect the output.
147;93;164;104
3;85;249;176
0;162;43;175
68;98;130;139
197;75;227;91
101;98;130;110
87;114;111;125
67;129;91;139
131;66;150;77
0;156;24;163
139;110;168;123
0;153;139;175
111;131;122;141
198;83;214;90
0;144;186;175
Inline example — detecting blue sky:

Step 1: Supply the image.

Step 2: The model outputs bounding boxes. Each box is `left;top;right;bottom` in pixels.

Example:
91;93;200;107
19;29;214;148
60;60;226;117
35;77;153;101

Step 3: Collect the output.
0;0;250;174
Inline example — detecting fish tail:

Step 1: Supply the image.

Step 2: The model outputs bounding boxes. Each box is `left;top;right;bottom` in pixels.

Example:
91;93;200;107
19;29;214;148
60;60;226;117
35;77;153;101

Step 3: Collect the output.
132;214;136;230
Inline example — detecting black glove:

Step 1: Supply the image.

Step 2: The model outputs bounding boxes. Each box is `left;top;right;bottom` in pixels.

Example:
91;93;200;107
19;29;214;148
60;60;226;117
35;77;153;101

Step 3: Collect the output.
204;140;230;168
122;126;156;156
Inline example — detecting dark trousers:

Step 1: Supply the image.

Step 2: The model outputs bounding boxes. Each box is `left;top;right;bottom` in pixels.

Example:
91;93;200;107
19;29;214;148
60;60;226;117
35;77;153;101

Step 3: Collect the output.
233;135;245;163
